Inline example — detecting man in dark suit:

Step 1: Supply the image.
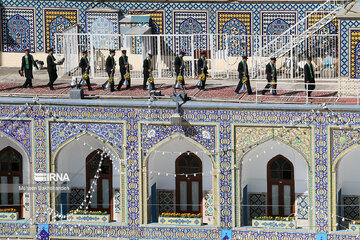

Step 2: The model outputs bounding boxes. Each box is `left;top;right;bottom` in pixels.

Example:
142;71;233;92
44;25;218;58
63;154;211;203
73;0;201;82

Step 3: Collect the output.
174;51;185;87
235;56;252;95
143;53;154;90
262;57;277;95
47;48;60;90
78;50;92;91
117;50;130;90
197;51;208;90
20;49;38;89
102;50;116;92
304;56;315;97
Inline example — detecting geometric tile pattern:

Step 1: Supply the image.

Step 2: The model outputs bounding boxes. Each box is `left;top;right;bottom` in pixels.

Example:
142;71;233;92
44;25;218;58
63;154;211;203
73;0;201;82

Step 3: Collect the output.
235;126;312;163
69;188;85;211
296;194;309;220
114;189;121;213
204;193;214;217
1;8;35;52
350;29;360;79
173;11;208;55
141;124;216;157
158;190;174;213
50;122;124;155
0;99;356;238
24;192;30;212
0;120;31;154
340;20;360;77
261;11;297;35
249;193;266;219
86;11;120;49
343;196;359;220
217;11;252;56
44;9;77;53
306;12;338;34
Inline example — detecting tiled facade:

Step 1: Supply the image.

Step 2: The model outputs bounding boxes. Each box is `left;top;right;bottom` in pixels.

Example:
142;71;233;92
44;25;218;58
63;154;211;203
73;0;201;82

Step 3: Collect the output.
0;0;359;77
0;99;360;239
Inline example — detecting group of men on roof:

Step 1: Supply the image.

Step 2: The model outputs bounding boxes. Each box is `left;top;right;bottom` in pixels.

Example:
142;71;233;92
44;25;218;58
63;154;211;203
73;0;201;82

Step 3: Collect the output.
19;49;315;97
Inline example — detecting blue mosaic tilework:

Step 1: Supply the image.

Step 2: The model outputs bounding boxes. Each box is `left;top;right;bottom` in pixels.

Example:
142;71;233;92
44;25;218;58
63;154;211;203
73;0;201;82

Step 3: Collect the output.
0;102;357;238
0;120;31;154
261;11;297;35
1;8;35;52
86;11;120;49
173;11;208;55
297;194;309;220
343;196;359;220
0;0;322;53
114;189;121;213
217;11;252;56
141;123;216;155
50;122;124;154
69;188;85;211
44;8;78;53
158;190;175;213
249;193;266;219
0;222;31;236
340;20;360;77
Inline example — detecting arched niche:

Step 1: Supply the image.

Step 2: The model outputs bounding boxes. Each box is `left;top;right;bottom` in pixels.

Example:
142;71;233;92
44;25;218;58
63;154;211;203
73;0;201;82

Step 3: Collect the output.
235;139;311;228
51;132;125;223
141;134;219;226
331;145;360;231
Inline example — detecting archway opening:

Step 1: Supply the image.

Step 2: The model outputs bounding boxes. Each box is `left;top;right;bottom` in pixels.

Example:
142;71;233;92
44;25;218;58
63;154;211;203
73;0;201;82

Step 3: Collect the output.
0;146;22;215
143;135;216;226
238;140;309;228
335;146;360;230
53;133;122;222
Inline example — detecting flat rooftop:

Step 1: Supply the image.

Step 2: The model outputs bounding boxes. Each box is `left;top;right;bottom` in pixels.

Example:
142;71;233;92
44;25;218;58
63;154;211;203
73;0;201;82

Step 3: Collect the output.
0;67;354;105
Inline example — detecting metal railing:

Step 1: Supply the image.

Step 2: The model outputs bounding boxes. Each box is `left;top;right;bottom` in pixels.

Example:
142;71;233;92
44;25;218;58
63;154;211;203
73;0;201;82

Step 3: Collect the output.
254;82;359;105
55;33;340;82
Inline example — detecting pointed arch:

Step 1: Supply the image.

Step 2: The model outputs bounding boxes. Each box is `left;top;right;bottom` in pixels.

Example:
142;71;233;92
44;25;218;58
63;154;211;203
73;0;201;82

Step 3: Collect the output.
143;132;216;169
266;18;290;35
141;132;219;226
179;17;203;34
237;136;310;171
0;131;31;162
6;14;31;52
51;130;123;168
222;18;247;35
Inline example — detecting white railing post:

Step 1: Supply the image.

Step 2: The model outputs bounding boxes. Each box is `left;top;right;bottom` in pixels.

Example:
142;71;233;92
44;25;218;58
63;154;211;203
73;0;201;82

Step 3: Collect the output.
290;35;294;81
191;35;195;79
90;34;95;78
225;35;229;79
210;34;215;79
357;86;359;105
157;35;161;79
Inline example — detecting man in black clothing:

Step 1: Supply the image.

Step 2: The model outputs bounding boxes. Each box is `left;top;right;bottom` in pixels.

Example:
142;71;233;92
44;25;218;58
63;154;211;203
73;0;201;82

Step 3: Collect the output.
143;53;154;90
304;56;315;97
117;50;130;90
78;50;92;91
47;48;60;90
20;49;38;89
197;51;208;90
174;51;185;87
102;50;116;92
235;56;252;95
262;57;277;95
